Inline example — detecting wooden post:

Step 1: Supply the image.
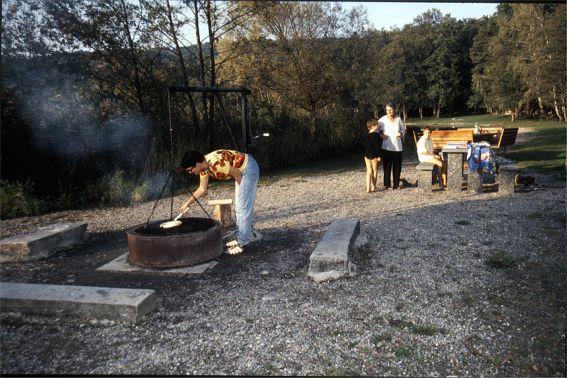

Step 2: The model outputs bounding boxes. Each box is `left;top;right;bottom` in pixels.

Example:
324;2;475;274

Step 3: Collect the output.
207;199;233;228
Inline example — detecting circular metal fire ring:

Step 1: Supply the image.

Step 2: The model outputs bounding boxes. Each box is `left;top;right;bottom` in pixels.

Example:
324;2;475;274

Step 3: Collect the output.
126;217;223;268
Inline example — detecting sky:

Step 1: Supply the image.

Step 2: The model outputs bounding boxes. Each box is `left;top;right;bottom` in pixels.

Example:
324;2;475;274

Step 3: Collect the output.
342;2;498;30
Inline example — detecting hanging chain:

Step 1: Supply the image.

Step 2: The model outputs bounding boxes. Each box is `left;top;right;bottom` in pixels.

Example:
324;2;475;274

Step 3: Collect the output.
146;170;172;227
186;185;212;220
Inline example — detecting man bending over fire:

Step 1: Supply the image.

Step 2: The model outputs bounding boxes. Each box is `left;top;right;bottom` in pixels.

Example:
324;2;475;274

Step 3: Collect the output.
180;149;260;255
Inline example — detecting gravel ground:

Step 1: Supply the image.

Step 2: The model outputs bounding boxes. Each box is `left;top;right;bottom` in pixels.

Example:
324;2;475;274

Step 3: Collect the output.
1;153;565;376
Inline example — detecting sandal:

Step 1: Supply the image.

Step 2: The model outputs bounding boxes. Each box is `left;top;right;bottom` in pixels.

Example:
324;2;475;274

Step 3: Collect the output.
225;239;239;248
225;244;245;255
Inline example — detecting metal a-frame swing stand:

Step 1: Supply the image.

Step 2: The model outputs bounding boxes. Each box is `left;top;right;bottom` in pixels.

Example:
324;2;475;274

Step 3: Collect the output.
146;86;253;225
168;86;252;153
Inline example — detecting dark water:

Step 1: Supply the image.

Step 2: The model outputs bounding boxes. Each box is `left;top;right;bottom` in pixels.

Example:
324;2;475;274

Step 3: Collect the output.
134;217;216;236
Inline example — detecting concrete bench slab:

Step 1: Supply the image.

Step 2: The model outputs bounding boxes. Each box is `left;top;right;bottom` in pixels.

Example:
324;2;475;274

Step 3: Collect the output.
499;165;518;194
308;219;359;283
416;163;435;191
0;222;87;263
0;282;156;323
416;162;435;170
97;253;217;275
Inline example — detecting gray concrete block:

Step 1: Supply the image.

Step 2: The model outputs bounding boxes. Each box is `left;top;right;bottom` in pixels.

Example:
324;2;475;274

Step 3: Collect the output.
417;170;433;191
467;171;483;194
416;162;435;191
445;152;466;193
309;262;357;283
499;166;517;194
0;282;156;323
416;162;435;170
97;253;217;275
0;223;87;263
308;219;359;282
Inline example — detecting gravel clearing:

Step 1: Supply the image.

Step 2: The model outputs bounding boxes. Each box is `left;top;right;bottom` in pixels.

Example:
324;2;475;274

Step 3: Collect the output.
1;155;565;376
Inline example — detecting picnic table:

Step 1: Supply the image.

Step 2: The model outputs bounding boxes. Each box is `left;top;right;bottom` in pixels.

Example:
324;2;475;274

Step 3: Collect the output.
473;127;519;153
441;145;468;193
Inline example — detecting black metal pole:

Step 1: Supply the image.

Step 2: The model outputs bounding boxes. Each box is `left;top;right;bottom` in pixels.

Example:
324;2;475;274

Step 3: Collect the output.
246;94;251;145
168;90;175;218
241;94;248;153
169;86;251;94
214;92;240;151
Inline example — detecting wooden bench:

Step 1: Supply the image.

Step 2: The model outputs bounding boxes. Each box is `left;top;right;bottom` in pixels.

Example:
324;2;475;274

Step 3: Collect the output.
413;129;474;152
474;127;502;145
479;127;503;134
208;199;233;228
492;127;519;154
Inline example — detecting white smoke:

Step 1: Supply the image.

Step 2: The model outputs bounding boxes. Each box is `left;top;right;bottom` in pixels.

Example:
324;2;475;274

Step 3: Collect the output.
19;67;152;162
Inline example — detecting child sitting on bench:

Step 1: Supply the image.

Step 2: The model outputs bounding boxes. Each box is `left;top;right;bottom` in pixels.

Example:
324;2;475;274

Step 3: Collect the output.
417;126;446;187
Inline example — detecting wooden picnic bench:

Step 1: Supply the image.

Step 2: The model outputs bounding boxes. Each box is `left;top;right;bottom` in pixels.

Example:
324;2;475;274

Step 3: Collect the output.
472;127;519;154
474;127;501;145
493;127;519;154
412;129;474;152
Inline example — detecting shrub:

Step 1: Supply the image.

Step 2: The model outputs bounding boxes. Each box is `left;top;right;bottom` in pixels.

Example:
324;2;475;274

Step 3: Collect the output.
0;180;44;219
131;181;149;203
97;170;134;206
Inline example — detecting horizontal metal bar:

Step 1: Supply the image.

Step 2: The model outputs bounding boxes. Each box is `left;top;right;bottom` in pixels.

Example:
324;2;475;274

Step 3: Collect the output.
169;86;251;95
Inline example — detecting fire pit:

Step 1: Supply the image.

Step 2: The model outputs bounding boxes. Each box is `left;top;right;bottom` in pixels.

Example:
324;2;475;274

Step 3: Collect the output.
126;217;223;268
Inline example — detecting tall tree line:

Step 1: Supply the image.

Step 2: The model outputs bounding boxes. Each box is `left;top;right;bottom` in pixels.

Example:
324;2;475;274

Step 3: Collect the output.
1;1;565;207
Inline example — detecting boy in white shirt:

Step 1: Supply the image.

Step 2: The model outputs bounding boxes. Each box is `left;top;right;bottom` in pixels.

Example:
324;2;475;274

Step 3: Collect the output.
417;126;446;187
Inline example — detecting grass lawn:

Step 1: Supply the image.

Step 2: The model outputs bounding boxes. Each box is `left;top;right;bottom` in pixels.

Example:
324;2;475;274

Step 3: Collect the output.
407;113;512;128
407;113;565;130
506;124;566;180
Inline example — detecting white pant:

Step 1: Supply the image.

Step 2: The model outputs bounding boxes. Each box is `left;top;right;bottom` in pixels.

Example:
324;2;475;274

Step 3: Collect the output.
234;155;259;246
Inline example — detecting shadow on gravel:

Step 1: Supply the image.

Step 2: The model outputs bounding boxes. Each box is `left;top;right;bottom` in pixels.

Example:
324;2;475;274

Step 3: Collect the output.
0;224;322;295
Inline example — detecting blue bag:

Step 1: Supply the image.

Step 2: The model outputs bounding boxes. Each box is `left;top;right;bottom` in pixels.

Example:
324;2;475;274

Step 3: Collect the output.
467;142;494;173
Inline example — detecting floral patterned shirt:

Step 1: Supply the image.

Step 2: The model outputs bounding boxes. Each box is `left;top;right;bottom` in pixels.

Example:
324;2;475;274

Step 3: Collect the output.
201;150;248;180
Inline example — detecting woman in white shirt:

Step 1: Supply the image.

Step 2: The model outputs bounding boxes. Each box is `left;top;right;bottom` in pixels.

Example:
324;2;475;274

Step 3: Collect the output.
378;102;405;190
417;126;446;187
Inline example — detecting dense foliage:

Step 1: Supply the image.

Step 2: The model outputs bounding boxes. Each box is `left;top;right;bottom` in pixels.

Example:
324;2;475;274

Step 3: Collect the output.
1;1;565;216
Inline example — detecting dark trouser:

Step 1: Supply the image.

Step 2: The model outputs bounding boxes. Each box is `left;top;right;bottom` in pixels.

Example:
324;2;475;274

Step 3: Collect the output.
383;150;403;188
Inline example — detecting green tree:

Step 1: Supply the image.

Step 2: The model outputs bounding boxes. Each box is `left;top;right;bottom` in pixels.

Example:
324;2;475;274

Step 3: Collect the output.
484;4;525;121
410;9;442;118
425;14;463;118
229;2;364;118
468;16;498;113
509;3;566;121
44;0;157;115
